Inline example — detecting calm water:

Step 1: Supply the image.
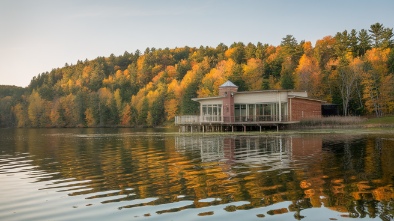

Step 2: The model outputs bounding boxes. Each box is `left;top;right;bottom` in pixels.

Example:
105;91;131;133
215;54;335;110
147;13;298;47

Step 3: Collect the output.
0;128;393;221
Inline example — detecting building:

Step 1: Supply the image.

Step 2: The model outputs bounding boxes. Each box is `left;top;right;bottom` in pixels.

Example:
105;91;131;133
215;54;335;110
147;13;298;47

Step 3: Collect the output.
175;80;324;132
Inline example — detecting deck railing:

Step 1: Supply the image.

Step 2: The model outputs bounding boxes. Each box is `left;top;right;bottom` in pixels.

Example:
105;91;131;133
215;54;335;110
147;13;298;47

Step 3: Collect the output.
175;115;200;125
175;115;288;125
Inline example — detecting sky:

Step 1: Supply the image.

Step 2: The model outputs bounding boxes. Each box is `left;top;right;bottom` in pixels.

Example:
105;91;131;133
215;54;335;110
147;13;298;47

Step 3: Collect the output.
1;0;393;87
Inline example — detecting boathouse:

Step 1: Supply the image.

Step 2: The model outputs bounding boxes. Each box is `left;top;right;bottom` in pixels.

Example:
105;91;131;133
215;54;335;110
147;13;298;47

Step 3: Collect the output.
175;80;324;132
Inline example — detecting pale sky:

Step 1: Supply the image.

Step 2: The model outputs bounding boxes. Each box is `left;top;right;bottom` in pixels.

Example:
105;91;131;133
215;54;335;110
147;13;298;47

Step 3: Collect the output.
1;0;393;87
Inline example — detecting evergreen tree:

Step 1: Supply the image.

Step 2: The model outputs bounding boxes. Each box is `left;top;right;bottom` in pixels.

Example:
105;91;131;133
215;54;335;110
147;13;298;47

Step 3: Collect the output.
358;29;371;56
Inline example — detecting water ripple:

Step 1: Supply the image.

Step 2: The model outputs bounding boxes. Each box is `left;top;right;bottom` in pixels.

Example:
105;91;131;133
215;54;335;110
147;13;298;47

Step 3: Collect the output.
1;130;393;221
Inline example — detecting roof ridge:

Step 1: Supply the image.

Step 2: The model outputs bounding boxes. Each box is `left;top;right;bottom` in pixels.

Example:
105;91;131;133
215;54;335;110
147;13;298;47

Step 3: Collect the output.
219;80;238;87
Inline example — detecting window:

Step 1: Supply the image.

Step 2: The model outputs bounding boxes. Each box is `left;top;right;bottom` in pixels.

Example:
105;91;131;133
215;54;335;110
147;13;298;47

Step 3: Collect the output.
234;102;287;122
248;104;255;121
202;104;222;121
234;104;247;121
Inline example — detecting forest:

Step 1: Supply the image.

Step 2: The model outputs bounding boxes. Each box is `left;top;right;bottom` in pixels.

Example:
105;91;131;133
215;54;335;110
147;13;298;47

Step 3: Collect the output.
0;22;393;128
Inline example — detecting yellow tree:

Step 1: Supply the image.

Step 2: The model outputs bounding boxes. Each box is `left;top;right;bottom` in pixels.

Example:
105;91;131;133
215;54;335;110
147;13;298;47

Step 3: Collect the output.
61;93;81;126
197;59;236;97
165;65;177;80
50;99;65;127
131;83;154;125
167;79;181;98
146;90;159;126
164;99;178;121
120;103;132;126
242;58;264;91
165;79;181;121
362;48;392;116
294;54;322;98
145;83;166;126
179;58;210;114
85;108;97;127
28;90;49;127
102;75;115;87
13;103;29;127
314;36;336;69
82;65;92;85
114;88;123;117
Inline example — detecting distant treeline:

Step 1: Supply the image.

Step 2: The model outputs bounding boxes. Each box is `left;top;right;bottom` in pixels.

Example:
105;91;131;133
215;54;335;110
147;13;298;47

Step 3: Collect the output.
0;22;393;128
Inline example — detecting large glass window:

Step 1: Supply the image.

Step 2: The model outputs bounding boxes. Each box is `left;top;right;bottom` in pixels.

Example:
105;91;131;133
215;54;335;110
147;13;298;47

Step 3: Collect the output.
248;104;255;121
202;106;207;115
234;104;247;121
255;103;279;121
234;102;287;122
234;105;240;121
202;104;222;121
281;102;288;121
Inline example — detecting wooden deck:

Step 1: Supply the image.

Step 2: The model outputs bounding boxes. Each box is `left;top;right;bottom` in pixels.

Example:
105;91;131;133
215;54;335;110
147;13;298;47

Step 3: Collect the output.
175;115;299;132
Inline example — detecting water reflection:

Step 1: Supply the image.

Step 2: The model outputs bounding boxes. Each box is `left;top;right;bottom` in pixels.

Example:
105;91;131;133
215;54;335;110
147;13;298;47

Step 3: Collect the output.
0;129;393;220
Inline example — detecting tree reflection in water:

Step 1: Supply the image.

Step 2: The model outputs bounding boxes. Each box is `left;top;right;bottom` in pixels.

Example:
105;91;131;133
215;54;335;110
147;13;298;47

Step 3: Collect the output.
0;129;393;220
175;134;394;219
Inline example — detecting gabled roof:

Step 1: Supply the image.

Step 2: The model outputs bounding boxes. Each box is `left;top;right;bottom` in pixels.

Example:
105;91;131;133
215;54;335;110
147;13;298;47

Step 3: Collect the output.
219;80;238;87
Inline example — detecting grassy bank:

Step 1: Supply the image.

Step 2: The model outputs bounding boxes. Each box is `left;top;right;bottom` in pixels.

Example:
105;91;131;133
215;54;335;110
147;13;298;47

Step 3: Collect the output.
291;116;394;129
363;116;394;128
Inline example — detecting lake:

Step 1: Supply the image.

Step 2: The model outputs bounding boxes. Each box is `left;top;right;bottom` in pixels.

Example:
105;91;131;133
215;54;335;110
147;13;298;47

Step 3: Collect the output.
0;128;393;221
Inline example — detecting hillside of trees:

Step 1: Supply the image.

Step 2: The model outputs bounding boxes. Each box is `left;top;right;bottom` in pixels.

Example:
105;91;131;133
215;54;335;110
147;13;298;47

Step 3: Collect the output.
0;22;393;128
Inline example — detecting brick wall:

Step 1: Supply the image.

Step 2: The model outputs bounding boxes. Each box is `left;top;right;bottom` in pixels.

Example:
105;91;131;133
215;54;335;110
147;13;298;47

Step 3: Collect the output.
220;87;238;122
290;98;322;121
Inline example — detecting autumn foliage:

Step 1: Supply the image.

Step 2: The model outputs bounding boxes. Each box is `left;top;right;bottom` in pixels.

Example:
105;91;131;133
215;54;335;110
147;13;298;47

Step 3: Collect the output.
0;23;393;127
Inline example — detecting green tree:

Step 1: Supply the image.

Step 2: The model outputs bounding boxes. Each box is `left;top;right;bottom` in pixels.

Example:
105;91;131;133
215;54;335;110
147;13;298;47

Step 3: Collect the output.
138;98;149;125
381;27;394;49
280;66;294;90
334;30;350;59
0;96;13;127
255;42;267;60
349;29;359;57
180;81;199;114
358;29;371;56
244;42;256;60
85;92;100;127
368;23;393;49
369;23;385;47
387;49;394;74
228;42;246;64
150;93;165;126
281;35;298;55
